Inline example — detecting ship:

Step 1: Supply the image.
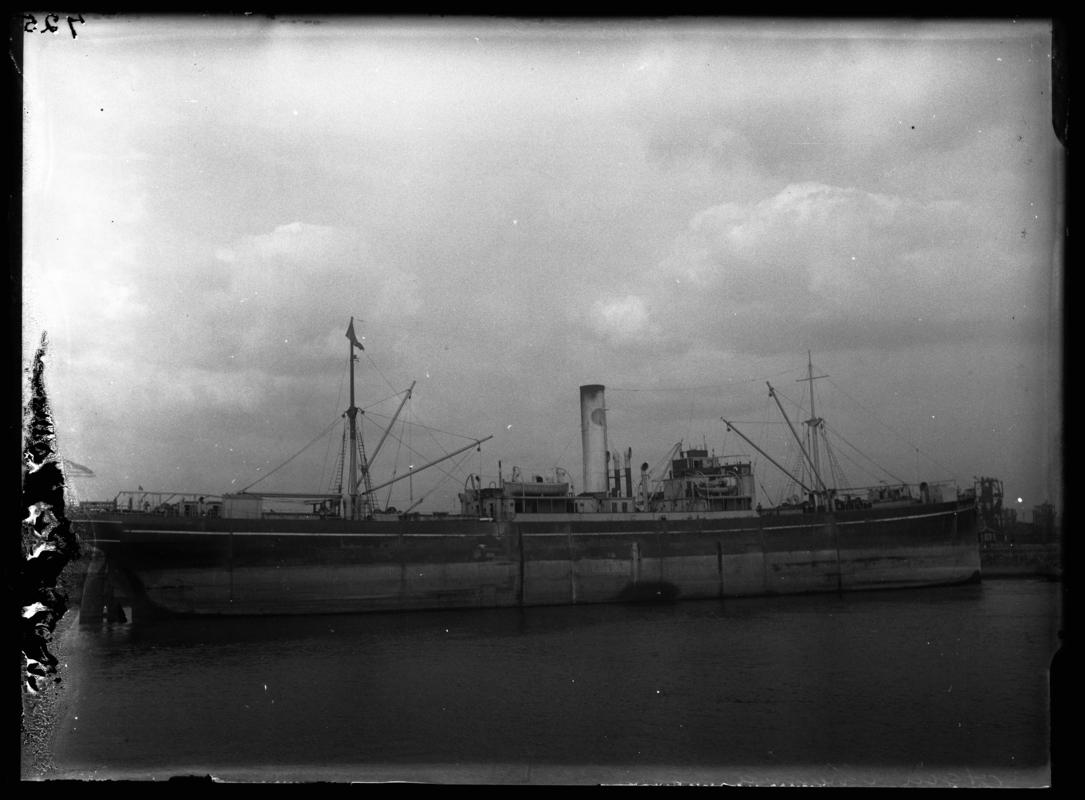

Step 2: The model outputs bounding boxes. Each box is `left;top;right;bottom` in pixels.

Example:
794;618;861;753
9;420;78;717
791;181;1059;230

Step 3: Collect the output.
75;319;981;622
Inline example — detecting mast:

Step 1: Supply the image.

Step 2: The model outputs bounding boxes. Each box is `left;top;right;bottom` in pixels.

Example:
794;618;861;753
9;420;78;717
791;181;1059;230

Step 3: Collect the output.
767;383;826;493
340;318;492;515
721;417;815;494
345;317;366;519
796;351;828;497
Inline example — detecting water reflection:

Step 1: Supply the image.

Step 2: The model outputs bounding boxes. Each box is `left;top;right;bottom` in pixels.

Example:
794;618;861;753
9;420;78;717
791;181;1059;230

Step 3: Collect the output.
54;579;1059;784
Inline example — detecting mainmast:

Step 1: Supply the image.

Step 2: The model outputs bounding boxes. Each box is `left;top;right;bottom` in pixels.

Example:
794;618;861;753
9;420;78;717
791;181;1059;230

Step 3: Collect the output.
796;351;829;500
767;382;827;501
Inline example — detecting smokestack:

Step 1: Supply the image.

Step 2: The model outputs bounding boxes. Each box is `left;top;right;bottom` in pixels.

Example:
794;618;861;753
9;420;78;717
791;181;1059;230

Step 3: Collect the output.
624;448;632;498
580;385;608;494
613;451;622;498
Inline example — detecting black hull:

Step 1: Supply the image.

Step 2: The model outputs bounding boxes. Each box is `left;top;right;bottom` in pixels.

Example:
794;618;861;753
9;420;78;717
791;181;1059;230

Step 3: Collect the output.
77;501;980;620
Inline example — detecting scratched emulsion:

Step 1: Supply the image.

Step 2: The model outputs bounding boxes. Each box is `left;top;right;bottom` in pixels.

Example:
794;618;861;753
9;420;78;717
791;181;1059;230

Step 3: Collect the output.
20;334;81;697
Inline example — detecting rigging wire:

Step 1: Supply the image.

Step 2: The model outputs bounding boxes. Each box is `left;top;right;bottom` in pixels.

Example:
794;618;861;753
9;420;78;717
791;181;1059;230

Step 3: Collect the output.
683;398;696;446
640;442;679;490
407;394;413;504
320;361;348;494
786;444;805;501
822;423;909;485
410;445;484;508
748;393;779;505
822;433;871;478
240;415;343;493
607;367;798;393
554;429;577;474
401;448;478;513
361;408;479;443
360;388;416;414
384;427;405;511
769;380;914;487
821;427;850;490
352;385;482;511
765;383;808;418
363;348;401;395
326;426;346;495
824;377;957;477
370;426;465;487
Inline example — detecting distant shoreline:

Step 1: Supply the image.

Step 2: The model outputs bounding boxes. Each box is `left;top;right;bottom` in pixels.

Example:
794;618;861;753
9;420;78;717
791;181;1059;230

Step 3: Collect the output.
979;542;1062;580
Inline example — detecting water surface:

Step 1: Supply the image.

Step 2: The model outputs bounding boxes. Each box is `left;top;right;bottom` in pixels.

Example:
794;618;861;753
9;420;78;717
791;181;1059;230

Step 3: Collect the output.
48;578;1061;785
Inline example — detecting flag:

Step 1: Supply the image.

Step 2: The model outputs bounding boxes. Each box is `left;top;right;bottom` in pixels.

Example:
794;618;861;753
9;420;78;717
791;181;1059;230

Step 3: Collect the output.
345;318;365;351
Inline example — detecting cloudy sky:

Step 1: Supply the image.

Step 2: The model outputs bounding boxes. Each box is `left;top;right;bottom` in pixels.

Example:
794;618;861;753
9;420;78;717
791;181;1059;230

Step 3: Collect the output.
23;16;1062;517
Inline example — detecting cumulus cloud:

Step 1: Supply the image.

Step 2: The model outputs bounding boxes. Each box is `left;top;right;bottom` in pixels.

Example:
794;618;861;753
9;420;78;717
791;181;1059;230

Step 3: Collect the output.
589;295;660;343
218;222;355;265
22;18;1060;510
653;181;1034;356
115;220;426;373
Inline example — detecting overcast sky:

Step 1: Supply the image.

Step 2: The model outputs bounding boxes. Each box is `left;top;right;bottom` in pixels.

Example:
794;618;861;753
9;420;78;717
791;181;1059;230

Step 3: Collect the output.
23;16;1062;517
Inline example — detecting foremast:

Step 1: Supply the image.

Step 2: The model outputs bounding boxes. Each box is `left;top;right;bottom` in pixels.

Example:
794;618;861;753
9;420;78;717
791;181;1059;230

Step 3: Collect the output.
345;317;370;520
342;317;493;519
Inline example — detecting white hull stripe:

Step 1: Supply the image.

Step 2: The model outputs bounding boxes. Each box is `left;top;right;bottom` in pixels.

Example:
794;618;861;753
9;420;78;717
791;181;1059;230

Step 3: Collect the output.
126;529;470;538
835;509;959;526
111;508;961;539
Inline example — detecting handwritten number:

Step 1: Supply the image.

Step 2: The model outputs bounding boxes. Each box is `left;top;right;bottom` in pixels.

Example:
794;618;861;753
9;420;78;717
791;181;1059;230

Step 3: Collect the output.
23;13;84;38
67;14;85;39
